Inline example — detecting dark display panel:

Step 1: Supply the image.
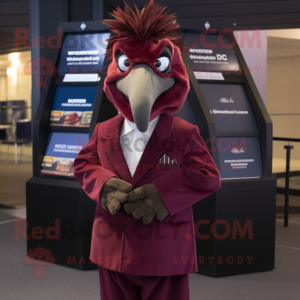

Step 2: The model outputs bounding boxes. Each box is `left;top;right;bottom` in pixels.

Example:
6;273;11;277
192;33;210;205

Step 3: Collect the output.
184;32;240;79
200;83;259;134
50;85;97;127
58;32;110;75
41;132;89;177
217;137;262;179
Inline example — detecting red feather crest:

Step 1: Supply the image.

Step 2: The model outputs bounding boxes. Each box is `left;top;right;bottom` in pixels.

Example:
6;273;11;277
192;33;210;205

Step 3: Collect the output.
102;0;187;57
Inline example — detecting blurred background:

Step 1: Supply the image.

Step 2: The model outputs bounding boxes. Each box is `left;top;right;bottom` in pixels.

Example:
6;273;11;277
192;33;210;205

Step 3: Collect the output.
0;1;300;299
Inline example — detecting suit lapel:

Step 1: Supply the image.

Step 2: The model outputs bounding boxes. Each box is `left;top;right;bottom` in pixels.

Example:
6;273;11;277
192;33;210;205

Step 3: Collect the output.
101;115;132;182
130;114;175;187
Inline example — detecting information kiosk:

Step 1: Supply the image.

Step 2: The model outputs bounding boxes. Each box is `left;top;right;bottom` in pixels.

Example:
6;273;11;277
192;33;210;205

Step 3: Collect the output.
26;21;117;270
176;30;276;276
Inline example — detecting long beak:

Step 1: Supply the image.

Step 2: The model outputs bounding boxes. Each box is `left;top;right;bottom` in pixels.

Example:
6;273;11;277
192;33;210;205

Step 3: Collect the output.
116;64;175;132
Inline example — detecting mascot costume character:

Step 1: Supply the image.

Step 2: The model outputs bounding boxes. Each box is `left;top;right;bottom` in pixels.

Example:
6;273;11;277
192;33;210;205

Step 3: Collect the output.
73;1;221;299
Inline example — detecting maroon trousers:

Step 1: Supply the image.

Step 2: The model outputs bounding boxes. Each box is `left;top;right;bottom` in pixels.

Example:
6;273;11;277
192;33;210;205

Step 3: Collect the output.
98;266;190;300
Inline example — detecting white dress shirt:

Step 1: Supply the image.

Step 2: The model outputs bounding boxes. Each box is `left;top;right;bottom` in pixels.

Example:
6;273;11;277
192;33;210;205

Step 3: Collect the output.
120;116;160;176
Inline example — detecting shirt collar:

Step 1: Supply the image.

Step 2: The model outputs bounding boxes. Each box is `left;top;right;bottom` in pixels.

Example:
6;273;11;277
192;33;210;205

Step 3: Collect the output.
120;115;160;138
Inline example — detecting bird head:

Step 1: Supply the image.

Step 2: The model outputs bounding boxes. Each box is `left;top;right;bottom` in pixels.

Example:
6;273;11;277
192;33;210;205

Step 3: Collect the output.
103;0;189;132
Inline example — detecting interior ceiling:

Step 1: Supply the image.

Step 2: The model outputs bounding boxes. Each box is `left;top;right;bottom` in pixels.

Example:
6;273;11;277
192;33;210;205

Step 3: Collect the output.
105;0;300;32
1;0;300;55
0;0;29;55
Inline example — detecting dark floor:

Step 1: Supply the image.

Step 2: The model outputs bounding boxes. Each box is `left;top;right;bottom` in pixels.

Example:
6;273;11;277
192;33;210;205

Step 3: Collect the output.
1;208;300;300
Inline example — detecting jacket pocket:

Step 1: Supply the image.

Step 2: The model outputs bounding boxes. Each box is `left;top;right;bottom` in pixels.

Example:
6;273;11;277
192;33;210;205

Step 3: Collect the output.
153;164;180;171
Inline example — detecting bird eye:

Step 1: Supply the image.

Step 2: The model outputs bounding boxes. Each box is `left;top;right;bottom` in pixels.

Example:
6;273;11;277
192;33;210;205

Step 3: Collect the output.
155;56;170;73
118;54;131;72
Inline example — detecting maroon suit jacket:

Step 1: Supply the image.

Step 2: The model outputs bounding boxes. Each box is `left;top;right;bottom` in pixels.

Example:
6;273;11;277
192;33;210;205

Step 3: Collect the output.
73;114;221;276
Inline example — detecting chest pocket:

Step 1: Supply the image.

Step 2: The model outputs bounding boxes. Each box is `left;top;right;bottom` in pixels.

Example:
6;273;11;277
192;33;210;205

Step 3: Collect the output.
147;163;179;181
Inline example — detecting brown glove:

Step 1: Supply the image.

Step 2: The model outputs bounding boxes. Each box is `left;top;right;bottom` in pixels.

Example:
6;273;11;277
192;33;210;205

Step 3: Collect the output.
124;183;169;225
100;178;132;215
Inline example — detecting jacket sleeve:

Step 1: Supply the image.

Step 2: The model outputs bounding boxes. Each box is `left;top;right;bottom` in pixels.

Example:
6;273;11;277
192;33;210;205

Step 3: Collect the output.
73;123;117;203
152;126;221;216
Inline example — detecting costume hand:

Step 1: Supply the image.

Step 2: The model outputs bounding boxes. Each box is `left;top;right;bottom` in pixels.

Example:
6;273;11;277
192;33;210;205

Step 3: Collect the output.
100;178;132;215
124;183;169;225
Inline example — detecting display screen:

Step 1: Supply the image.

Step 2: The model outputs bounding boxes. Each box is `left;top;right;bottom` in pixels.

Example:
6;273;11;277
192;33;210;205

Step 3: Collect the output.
217;137;262;179
200;83;259;134
184;32;240;77
58;32;110;75
50;85;97;127
41;132;89;177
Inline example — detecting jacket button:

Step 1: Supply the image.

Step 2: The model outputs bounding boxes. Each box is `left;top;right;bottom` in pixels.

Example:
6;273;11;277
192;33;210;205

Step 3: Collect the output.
126;219;132;226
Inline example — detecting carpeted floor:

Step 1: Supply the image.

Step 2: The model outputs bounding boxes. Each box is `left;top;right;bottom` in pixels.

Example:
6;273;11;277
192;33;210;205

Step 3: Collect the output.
0;208;300;300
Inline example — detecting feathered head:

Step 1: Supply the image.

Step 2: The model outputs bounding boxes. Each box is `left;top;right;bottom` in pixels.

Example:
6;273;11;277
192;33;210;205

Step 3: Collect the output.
102;0;189;132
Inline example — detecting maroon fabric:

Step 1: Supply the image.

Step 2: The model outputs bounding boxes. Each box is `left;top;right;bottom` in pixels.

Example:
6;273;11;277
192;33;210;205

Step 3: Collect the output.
103;37;189;122
98;265;189;300
73;114;221;276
